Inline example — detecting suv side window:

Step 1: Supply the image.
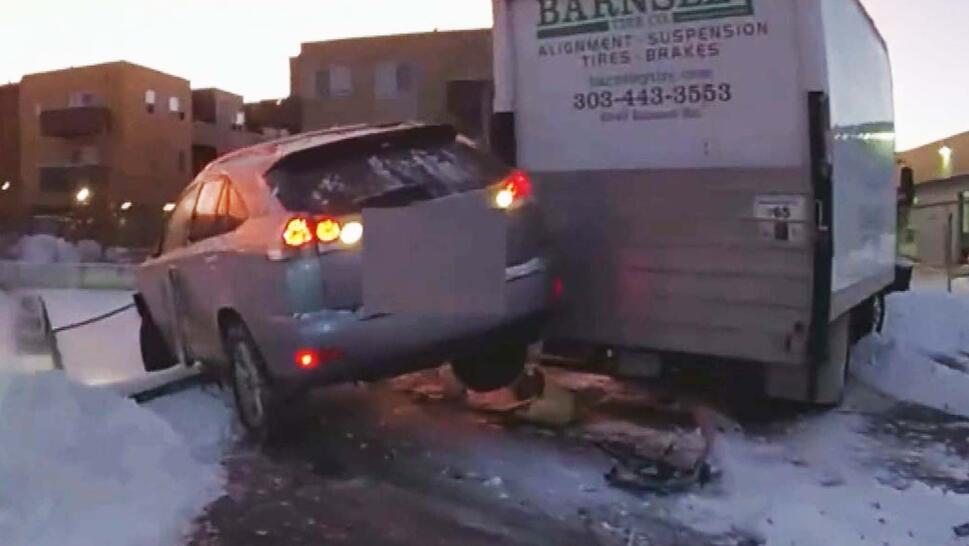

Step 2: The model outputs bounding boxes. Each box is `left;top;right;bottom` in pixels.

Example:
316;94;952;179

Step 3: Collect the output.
189;178;227;243
161;185;201;254
217;180;249;233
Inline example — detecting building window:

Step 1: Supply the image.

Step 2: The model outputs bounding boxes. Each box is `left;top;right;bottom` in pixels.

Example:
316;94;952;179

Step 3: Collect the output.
69;91;98;107
72;146;99;165
233;111;245;131
169;96;180;113
376;62;415;99
397;63;414;93
315;65;352;98
145;90;156;114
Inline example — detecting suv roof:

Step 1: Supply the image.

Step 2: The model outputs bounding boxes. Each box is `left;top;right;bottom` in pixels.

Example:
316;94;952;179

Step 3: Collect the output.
193;122;458;216
211;122;449;170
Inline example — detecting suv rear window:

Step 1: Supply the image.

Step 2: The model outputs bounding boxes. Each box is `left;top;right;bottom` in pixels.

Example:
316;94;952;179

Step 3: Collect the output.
266;135;510;215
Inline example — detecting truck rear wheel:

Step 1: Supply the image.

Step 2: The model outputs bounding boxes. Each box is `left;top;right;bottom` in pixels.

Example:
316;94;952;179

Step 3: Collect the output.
451;342;527;393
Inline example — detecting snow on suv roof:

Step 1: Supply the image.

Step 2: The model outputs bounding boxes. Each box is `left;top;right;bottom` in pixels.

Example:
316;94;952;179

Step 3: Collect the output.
211;121;439;170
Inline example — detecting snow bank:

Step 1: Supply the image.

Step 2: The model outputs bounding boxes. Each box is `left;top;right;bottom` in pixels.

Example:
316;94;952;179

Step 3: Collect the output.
852;291;969;418
0;371;228;546
16;234;81;264
675;414;969;546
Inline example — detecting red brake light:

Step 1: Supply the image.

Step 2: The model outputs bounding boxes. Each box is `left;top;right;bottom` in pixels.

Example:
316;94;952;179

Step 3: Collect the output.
283;218;314;247
282;217;363;249
316;218;342;243
295;348;343;370
496;170;533;209
495;171;532;209
505;170;533;201
295;349;319;369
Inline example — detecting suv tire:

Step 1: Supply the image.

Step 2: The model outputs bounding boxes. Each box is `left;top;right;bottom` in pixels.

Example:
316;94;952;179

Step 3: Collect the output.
452;342;527;393
224;322;282;443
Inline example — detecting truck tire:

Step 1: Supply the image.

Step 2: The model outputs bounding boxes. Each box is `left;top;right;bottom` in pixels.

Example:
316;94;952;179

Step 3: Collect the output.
139;317;177;373
849;294;885;343
872;293;886;334
223;321;284;443
452;342;527;393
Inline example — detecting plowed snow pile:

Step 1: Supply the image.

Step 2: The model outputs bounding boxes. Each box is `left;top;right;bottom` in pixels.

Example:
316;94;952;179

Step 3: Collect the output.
852;290;969;418
0;371;225;546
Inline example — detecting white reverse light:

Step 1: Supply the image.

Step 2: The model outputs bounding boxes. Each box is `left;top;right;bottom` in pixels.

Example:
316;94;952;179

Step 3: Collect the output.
340;221;363;245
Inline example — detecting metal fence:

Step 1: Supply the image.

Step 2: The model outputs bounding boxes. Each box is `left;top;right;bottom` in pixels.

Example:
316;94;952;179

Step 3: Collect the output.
0;261;136;290
906;200;969;292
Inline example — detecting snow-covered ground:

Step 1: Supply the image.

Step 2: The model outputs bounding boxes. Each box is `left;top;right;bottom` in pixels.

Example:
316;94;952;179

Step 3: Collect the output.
2;281;969;546
853;290;969;419
672;280;969;546
0;289;233;546
674;411;969;546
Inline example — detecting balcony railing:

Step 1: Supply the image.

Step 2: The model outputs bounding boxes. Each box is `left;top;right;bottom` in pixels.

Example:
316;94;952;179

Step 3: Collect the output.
40;106;111;138
38;164;108;194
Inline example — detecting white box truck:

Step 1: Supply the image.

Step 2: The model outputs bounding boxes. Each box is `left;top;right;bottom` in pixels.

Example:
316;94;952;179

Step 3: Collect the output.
491;0;898;403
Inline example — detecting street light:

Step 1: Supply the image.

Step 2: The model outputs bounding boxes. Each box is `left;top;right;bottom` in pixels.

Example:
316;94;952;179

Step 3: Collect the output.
120;201;132;211
75;186;92;205
162;202;176;213
1;181;10;191
940;145;953;162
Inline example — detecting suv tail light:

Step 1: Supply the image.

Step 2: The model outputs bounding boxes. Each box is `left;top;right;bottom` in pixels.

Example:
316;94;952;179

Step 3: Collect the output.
282;217;364;249
495;170;533;209
316;218;342;243
282;218;314;247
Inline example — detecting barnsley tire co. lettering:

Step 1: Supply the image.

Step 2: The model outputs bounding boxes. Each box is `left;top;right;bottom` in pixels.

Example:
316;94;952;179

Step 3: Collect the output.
536;0;756;39
528;0;769;125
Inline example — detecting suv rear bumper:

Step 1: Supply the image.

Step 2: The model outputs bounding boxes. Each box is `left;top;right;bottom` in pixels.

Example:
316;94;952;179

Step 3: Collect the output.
246;262;552;391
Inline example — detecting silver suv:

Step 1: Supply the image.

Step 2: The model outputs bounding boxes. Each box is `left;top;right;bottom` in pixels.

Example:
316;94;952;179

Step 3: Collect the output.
135;124;555;438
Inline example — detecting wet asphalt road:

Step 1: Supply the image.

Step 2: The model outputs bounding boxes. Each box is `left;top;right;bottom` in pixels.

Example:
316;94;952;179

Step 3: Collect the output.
187;371;724;546
186;367;969;546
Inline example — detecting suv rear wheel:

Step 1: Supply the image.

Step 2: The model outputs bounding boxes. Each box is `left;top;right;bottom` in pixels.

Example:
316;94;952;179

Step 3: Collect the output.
451;342;527;393
224;322;280;442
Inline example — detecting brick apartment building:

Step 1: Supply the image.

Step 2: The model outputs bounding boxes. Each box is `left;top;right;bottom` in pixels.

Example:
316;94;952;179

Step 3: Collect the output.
1;31;494;245
191;88;264;175
0;62;266;245
897;130;969;184
17;62;193;243
290;29;494;142
0;84;20;227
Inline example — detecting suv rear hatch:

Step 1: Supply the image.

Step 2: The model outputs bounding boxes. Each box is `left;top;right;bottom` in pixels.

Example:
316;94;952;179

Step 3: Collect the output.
265;125;545;268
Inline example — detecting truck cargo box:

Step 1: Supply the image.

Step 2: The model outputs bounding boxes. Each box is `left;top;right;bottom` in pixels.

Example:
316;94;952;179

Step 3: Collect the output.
492;0;897;403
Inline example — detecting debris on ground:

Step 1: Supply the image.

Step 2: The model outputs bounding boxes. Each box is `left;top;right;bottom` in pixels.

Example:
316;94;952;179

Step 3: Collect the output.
392;364;715;493
954;522;969;538
393;366;579;426
389;367;465;402
513;377;576;427
580;420;712;493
